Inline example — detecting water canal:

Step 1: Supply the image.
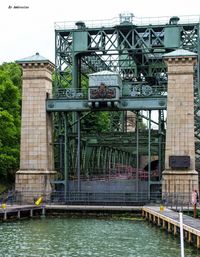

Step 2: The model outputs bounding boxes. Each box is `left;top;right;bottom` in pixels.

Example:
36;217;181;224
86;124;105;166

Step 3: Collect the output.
0;217;200;257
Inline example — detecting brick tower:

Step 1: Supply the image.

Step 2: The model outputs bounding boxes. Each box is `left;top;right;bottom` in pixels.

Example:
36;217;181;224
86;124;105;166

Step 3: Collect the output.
162;49;198;199
15;53;56;202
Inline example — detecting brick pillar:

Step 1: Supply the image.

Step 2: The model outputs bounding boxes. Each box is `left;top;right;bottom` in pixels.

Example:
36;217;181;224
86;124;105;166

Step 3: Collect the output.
15;53;56;203
162;49;198;200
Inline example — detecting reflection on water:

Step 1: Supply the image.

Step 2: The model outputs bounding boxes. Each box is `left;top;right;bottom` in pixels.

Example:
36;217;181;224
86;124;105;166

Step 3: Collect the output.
0;217;200;257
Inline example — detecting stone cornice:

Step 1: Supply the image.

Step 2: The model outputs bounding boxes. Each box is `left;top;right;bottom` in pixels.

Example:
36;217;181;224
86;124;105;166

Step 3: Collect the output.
20;62;54;73
164;56;197;65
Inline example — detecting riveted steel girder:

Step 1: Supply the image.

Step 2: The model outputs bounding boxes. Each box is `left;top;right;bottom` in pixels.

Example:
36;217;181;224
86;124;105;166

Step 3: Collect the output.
47;96;167;112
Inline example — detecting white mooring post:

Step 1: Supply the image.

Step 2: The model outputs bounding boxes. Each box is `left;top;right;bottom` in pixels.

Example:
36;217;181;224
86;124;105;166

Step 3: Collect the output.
179;212;185;257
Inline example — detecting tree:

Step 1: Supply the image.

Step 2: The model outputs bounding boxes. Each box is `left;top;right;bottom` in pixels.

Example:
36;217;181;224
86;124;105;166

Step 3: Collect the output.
0;63;21;183
81;111;110;133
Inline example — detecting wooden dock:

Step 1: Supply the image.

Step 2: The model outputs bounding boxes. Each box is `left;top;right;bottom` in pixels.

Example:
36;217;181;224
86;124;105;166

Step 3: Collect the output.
142;206;200;248
0;205;45;221
0;204;142;221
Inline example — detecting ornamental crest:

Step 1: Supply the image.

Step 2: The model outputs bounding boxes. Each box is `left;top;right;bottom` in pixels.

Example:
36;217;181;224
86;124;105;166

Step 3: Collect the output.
90;83;116;99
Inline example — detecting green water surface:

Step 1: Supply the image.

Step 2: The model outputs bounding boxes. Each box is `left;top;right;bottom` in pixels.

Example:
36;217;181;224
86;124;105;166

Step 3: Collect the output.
0;217;200;257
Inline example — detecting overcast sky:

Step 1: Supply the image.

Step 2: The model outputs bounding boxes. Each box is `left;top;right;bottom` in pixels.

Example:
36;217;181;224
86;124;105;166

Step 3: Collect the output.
0;0;200;64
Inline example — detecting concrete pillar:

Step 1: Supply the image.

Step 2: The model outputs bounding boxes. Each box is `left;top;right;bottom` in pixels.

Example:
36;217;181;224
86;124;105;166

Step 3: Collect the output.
162;49;198;199
15;53;56;203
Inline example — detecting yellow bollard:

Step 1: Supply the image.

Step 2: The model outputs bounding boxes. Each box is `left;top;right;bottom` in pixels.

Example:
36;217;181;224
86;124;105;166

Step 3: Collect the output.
35;196;43;206
2;203;7;209
160;205;164;212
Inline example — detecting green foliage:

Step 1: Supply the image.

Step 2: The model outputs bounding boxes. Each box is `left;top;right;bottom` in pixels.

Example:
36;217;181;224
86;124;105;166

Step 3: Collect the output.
0;62;22;89
0;62;21;182
81;111;110;133
0;183;7;193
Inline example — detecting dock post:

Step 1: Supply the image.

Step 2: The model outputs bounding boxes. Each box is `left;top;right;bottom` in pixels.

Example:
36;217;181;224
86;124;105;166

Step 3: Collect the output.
167;222;171;232
42;207;46;217
18;211;21;219
174;225;177;236
188;232;192;243
3;211;7;221
162;220;166;229
30;209;33;217
197;236;200;248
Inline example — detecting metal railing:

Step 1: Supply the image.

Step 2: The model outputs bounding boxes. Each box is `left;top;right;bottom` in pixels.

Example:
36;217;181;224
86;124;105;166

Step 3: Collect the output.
54;85;167;100
0;190;161;206
162;192;195;212
55;88;88;99
55;15;200;30
122;84;167;97
49;191;161;206
0;190;196;210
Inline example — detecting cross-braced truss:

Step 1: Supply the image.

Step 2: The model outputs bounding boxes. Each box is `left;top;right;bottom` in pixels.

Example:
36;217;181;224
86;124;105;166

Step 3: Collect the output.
50;15;200;196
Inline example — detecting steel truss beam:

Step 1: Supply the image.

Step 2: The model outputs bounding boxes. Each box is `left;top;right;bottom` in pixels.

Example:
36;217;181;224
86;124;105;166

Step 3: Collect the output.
47;96;167;112
52;16;200;195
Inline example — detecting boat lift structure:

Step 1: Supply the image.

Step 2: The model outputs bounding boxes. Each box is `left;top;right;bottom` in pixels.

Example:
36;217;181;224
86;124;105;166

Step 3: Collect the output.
16;14;200;203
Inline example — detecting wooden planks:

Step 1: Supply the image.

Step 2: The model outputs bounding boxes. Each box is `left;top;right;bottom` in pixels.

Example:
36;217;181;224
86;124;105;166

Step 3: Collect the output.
142;206;200;248
0;205;45;220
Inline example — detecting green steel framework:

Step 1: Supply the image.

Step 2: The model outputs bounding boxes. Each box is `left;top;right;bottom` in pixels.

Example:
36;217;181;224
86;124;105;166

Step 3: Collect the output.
46;15;200;196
